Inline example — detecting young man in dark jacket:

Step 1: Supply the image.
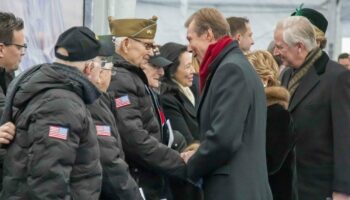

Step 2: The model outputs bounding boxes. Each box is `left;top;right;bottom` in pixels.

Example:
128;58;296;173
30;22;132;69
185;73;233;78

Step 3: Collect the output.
0;27;109;199
107;16;187;200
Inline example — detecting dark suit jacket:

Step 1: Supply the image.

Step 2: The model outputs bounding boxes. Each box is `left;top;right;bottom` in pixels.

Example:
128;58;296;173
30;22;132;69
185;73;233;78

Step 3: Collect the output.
160;84;199;144
281;52;350;199
187;40;272;200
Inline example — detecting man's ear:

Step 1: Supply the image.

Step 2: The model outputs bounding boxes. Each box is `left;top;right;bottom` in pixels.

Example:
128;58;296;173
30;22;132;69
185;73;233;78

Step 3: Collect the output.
296;42;304;53
83;61;93;76
206;28;215;42
235;34;241;43
121;38;129;53
0;43;5;58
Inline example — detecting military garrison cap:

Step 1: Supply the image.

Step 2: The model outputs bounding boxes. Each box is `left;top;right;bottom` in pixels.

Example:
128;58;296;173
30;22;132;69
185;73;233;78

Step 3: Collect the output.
291;5;328;33
108;16;158;39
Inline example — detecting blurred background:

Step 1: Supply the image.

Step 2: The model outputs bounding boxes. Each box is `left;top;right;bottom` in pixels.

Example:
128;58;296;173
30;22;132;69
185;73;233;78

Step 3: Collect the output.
0;0;349;71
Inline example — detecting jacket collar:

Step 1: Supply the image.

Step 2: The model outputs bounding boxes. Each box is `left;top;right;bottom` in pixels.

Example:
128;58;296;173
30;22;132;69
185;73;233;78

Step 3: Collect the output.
113;53;149;85
197;40;239;115
287;51;329;112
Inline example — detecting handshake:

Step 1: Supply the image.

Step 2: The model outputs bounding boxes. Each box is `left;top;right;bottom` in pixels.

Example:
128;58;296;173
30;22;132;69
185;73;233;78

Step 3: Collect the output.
180;142;200;163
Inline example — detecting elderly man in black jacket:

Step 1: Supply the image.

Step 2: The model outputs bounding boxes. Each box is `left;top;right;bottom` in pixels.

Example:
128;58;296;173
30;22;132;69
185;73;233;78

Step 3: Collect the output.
107;16;187;200
87;36;143;200
0;27;108;199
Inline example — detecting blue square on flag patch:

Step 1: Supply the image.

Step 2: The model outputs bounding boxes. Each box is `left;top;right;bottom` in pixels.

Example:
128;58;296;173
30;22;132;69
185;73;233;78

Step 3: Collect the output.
48;126;68;140
96;125;111;136
115;95;131;108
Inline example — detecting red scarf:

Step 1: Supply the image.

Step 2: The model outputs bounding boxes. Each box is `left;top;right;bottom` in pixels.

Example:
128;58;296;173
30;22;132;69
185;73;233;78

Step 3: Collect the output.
199;36;232;91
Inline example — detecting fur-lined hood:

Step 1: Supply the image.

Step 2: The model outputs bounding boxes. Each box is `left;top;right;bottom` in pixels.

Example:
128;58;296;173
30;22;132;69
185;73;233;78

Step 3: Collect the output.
265;86;290;109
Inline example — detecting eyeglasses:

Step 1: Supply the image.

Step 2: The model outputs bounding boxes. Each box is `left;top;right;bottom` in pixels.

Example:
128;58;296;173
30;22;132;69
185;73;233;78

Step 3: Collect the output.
130;38;155;50
1;42;27;53
101;68;117;76
100;62;117;75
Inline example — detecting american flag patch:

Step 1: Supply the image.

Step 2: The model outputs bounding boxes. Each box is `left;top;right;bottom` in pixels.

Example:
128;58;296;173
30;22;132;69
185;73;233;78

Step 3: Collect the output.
48;126;68;140
115;95;131;108
96;125;111;136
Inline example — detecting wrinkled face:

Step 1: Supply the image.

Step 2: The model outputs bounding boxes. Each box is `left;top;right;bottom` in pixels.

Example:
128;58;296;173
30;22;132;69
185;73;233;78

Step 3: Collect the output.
141;63;164;88
273;29;300;68
339;58;350;70
174;52;195;87
239;23;254;52
186;20;211;63
0;30;26;72
125;38;154;67
98;61;115;92
87;57;103;86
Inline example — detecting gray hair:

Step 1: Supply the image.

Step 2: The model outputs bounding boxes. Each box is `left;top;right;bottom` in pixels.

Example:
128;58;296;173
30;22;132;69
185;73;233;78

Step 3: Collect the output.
112;36;127;50
275;16;317;51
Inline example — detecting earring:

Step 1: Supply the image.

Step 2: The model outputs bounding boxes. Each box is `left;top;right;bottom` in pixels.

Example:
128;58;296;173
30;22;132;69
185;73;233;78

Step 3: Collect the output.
263;83;267;87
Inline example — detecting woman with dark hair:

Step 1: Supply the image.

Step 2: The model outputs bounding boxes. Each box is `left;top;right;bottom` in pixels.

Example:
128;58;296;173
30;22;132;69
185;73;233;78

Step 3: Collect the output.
159;42;198;144
159;42;202;200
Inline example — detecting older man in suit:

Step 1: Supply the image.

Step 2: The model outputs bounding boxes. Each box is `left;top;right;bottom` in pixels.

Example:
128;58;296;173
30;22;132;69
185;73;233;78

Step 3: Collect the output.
276;15;350;200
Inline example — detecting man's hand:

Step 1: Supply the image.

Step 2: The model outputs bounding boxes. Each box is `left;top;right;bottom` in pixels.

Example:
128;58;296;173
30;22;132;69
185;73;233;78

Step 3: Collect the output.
180;150;195;163
0;122;16;144
333;192;350;200
183;142;200;152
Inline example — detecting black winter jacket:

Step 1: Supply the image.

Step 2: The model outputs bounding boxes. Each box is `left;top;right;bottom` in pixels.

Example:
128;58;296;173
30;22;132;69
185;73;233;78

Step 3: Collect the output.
88;93;142;200
108;54;186;200
0;63;102;200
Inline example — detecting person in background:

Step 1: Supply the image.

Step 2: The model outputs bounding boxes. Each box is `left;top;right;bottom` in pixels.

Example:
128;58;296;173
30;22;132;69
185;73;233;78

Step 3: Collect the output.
247;50;297;200
226;16;254;53
155;43;202;200
182;7;272;200
108;16;187;200
160;42;198;145
275;16;350;200
0;26;105;199
0;12;25;115
0;12;25;188
86;35;143;200
291;6;328;50
338;53;350;69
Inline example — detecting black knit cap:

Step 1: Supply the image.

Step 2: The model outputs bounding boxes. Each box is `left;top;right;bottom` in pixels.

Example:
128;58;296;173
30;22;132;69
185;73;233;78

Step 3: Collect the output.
55;26;114;61
291;5;328;33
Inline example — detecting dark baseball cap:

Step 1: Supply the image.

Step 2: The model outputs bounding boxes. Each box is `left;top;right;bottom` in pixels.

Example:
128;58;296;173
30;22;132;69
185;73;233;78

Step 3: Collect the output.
149;54;172;68
55;26;114;61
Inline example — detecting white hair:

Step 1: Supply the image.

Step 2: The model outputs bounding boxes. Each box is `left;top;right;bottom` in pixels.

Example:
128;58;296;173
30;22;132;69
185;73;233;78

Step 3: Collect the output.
112;36;127;50
275;16;317;51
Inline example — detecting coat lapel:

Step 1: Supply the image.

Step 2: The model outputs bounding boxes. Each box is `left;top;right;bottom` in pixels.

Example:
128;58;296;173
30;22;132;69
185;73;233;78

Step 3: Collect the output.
197;41;238;118
289;66;320;112
181;94;196;117
281;68;292;88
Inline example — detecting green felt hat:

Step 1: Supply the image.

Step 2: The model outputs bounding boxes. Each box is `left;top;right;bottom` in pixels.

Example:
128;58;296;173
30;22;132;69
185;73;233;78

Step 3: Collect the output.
291;4;328;33
108;16;158;39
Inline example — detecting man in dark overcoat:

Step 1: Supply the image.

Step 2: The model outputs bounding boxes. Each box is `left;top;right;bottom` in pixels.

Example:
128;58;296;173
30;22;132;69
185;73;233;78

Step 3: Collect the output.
276;15;350;200
182;8;272;200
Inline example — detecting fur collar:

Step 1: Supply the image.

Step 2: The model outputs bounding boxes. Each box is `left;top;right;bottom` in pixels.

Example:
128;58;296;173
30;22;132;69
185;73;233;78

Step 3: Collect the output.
265;86;290;109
